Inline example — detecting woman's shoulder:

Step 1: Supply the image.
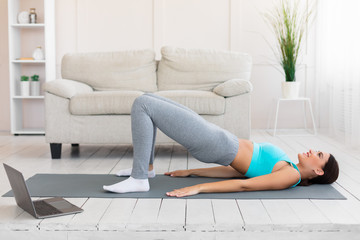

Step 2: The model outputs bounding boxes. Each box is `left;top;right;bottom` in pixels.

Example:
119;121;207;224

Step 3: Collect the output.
280;164;301;186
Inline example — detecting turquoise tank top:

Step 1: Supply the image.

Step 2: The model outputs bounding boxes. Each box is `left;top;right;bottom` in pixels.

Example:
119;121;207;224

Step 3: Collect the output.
245;142;301;188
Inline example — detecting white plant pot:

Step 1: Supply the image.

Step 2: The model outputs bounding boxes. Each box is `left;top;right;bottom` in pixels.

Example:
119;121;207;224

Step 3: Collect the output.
281;81;301;99
31;81;40;96
20;81;30;96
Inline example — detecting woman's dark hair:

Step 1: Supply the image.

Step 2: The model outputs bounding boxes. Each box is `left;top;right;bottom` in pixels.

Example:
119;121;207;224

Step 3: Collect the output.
299;154;339;186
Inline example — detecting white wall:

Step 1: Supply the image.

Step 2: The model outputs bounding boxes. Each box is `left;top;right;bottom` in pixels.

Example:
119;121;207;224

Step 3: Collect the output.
0;0;318;131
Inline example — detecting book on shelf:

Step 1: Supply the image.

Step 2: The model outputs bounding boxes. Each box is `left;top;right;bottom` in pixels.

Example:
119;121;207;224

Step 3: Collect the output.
16;57;35;60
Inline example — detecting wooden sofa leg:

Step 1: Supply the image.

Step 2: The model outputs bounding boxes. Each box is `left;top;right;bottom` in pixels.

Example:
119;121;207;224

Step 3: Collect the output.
71;144;79;147
50;143;62;159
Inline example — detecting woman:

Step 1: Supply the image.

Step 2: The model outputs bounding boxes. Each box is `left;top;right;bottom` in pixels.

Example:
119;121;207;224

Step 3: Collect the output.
103;93;339;197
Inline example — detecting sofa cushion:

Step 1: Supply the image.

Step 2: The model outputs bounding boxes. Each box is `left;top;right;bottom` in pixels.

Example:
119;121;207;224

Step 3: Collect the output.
44;79;94;99
70;90;225;116
61;50;157;92
213;78;253;97
157;46;252;91
70;91;144;115
154;90;225;115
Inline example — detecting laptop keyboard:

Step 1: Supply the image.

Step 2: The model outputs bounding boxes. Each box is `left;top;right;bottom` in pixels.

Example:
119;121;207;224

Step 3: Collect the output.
34;200;62;216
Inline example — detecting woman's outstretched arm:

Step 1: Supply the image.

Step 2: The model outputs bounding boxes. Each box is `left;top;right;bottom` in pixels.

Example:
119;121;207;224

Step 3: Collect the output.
165;166;244;178
166;167;300;197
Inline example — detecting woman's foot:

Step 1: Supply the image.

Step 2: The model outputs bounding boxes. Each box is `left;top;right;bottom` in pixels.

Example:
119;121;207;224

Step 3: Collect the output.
116;168;156;178
103;176;149;193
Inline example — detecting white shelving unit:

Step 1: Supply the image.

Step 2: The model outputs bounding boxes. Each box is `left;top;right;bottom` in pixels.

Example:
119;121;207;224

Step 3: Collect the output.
7;0;55;135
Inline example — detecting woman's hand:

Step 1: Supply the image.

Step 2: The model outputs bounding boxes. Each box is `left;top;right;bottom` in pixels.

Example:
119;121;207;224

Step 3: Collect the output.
164;169;191;177
166;185;201;198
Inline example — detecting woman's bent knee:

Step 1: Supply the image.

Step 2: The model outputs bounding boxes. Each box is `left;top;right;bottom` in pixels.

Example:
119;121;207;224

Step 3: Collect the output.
131;94;153;113
133;94;149;106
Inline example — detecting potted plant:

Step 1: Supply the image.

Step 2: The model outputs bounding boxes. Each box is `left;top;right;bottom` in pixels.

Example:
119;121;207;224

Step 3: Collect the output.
263;0;314;99
20;75;30;96
30;74;40;96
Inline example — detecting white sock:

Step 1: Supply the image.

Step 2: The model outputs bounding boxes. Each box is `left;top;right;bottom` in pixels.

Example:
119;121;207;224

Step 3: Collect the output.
116;168;156;178
103;176;149;193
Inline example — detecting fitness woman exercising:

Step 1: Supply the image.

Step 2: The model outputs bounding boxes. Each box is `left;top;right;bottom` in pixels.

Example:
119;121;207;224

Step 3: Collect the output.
103;93;339;197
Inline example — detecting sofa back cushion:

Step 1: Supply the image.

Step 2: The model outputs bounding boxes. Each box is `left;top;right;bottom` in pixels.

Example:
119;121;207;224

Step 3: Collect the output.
157;46;252;91
61;50;157;92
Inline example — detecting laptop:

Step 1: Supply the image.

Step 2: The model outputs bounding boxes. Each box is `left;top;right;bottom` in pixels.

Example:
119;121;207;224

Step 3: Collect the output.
3;163;83;219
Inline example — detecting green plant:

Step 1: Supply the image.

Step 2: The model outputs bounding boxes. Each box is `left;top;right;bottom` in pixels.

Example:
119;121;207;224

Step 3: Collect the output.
263;0;314;82
31;74;39;81
21;75;29;81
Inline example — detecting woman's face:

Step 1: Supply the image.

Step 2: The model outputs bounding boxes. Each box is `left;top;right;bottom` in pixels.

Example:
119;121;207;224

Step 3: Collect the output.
298;149;330;175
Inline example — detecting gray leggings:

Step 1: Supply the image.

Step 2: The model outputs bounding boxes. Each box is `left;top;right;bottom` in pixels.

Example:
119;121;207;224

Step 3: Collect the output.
130;93;239;179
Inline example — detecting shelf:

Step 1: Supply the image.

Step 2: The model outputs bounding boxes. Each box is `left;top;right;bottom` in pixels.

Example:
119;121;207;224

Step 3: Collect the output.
8;0;55;136
12;128;45;135
13;96;44;99
11;23;45;28
11;60;46;63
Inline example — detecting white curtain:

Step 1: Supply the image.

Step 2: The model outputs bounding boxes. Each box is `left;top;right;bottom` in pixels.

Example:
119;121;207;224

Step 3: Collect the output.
315;0;360;148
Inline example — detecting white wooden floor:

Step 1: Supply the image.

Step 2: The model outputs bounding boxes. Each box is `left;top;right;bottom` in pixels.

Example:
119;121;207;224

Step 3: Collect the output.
0;130;360;240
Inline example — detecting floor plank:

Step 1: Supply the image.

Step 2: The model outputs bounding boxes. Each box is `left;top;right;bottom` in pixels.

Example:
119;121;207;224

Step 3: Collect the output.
212;199;244;231
236;200;272;231
126;198;162;230
156;198;186;231
186;199;215;231
311;199;360;230
286;199;332;231
262;199;302;231
153;144;172;174
109;146;134;175
168;144;188;171
66;198;112;231
97;198;137;231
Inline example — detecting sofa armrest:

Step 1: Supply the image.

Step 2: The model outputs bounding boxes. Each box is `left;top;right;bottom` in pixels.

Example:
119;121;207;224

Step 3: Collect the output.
213;79;253;97
44;79;93;99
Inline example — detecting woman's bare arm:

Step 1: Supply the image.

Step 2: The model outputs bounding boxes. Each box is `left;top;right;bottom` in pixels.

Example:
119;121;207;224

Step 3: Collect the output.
200;167;300;192
165;166;244;178
166;167;300;197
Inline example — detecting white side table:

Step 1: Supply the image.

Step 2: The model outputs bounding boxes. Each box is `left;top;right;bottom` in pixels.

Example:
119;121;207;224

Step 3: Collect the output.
273;98;317;136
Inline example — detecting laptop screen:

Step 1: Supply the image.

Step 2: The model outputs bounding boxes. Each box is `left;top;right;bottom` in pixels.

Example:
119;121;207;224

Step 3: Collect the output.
3;164;37;217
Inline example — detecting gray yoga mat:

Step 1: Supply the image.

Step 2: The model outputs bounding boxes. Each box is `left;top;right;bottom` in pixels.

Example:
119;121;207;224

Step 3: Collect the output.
3;174;346;199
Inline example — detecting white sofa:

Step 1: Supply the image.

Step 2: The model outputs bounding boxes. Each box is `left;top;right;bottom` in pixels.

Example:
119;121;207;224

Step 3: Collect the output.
44;46;253;159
